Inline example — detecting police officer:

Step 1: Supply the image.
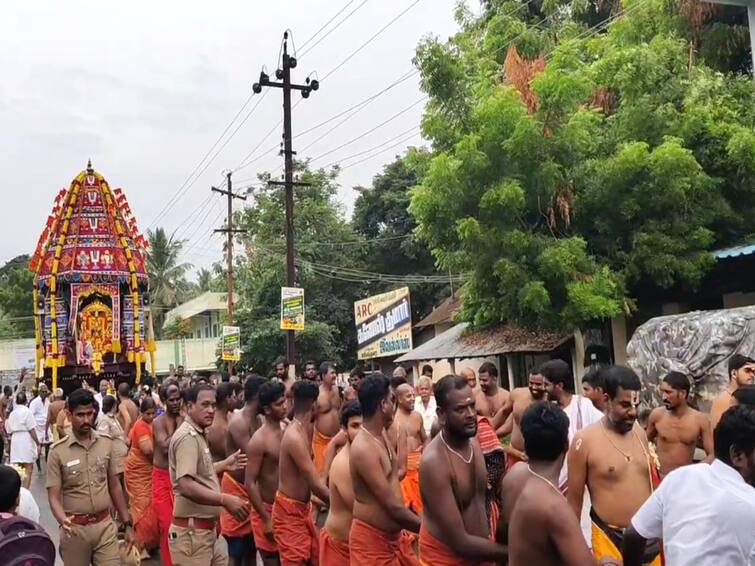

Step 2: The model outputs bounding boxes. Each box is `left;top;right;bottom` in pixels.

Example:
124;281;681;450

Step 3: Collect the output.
46;387;134;565
168;382;249;566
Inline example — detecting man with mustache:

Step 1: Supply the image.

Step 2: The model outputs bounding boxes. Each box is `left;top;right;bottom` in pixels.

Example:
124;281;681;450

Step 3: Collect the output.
491;371;547;469
46;388;135;565
567;365;662;566
646;371;713;477
474;363;509;419
710;354;755;430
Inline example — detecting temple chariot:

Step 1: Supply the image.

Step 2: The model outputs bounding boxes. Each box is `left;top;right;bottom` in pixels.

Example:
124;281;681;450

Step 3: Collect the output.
29;162;155;391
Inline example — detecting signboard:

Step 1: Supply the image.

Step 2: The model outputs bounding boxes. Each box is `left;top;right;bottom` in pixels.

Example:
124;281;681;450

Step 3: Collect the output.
355;287;413;360
280;287;305;330
221;326;241;361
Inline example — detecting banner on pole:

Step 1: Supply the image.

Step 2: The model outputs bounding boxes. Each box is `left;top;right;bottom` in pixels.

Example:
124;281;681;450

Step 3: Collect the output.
280;287;305;330
355;287;413;360
221;326;241;361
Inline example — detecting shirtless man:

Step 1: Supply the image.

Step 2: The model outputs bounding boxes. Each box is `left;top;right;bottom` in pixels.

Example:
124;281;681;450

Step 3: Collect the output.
390;383;427;514
246;381;287;566
567;365;662;565
710;353;755;430
418;375;507;565
460;367;477;389
508;402;593;566
152;380;183;566
227;375;267;485
208;382;240;462
349;373;420;565
475;362;509;419
646;371;713;476
344;367;363;402
272;380;330;566
273;357;294;414
303;361;318;382
320;401;362;565
117;382;138;437
313;362;341;477
492;371;546;468
582;367;608;413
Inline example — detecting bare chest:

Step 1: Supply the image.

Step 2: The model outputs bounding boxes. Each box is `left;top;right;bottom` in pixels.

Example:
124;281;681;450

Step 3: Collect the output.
656;417;698;445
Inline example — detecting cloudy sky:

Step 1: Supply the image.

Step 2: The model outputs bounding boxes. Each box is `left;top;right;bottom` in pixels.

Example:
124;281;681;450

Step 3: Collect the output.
0;0;476;275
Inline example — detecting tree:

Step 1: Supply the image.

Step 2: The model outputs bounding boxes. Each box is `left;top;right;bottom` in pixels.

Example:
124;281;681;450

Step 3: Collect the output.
146;228;193;334
196;267;223;293
410;0;755;330
352;150;450;321
234;163;367;373
0;255;34;338
162;317;194;340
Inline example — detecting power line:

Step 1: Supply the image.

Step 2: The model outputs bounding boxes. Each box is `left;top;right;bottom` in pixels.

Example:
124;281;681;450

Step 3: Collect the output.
299;0;371;57
322;0;426;81
339;129;422;171
321;125;420;168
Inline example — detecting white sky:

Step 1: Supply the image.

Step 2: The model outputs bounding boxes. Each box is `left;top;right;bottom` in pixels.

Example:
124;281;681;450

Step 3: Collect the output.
0;0;477;275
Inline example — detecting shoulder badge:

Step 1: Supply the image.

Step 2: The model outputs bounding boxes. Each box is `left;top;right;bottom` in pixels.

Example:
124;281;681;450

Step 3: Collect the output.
95;429;112;440
51;435;69;448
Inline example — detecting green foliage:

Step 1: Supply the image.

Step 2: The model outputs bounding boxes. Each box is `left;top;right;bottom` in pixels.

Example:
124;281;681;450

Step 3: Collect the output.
162;317;193;340
235;163;366;374
410;0;755;330
0;255;34;338
351;150;448;321
146;228;193;335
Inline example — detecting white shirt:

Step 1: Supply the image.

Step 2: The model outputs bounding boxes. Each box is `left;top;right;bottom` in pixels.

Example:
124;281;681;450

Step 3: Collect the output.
28;396;50;444
17;487;40;523
414;396;437;437
632;460;755;566
559;394;604;545
4;405;38;464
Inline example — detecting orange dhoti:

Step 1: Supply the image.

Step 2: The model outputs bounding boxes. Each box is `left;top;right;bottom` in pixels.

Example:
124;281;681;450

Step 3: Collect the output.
419;525;497;566
400;449;423;514
220;473;252;539
312;428;332;476
124;451;159;550
271;491;319;566
349;518;419;566
319;528;350;566
152;466;174;566
251;500;278;554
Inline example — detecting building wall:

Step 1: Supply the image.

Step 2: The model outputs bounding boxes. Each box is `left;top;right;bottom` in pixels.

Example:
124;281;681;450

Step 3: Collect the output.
723;292;755;309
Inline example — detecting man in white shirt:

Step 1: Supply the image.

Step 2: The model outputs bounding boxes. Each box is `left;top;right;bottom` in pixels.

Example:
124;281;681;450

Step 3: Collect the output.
414;375;437;437
540;359;603;544
28;383;51;470
623;404;755;566
4;392;38;489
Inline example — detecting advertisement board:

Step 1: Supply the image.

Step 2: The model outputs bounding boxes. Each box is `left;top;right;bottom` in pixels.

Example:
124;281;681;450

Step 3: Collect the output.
355;287;412;360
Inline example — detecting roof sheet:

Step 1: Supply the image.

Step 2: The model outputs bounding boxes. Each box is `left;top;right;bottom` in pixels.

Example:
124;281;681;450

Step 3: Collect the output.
395;322;571;362
712;243;755;259
415;294;462;328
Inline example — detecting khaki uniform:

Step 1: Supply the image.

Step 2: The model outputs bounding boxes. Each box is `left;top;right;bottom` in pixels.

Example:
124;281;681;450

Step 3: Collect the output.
46;431;122;566
168;416;228;566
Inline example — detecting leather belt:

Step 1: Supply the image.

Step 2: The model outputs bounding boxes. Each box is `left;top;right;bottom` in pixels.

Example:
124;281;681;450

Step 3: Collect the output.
172;517;217;530
69;509;110;526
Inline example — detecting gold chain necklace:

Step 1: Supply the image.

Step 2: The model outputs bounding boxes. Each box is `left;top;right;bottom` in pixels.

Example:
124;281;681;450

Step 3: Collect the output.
527;465;563;497
600;419;639;462
440;431;473;464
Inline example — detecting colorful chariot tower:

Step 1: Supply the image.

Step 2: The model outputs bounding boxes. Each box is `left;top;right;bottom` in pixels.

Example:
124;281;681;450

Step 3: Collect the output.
29;162;155;390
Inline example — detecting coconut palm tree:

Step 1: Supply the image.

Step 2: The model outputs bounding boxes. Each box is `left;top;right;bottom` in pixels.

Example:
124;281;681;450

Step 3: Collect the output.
146;228;193;332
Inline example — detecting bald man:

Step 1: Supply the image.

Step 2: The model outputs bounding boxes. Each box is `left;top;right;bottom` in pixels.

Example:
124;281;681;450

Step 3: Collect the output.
460;368;477;390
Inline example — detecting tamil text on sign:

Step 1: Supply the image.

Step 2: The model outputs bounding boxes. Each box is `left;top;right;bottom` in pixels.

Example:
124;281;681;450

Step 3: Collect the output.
355;287;413;360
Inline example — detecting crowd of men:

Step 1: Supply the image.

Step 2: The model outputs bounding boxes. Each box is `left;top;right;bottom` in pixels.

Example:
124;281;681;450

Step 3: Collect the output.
0;352;753;565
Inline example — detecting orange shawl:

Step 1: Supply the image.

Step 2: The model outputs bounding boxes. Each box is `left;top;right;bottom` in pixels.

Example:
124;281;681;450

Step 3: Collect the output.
312;428;332;476
400;449;423;514
419;525;497;566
